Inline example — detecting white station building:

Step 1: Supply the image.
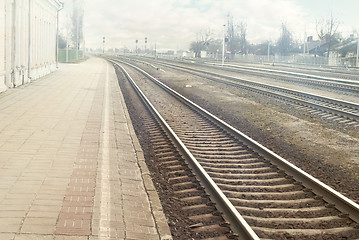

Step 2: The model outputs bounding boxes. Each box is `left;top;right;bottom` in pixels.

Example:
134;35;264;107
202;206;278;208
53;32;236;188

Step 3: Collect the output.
0;0;63;92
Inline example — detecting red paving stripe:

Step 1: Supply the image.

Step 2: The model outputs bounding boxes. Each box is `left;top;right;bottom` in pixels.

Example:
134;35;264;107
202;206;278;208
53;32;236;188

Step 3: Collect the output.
55;87;103;236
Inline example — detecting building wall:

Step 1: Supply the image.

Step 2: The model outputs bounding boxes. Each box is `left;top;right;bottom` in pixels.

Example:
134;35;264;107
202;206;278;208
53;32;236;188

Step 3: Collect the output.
0;0;62;93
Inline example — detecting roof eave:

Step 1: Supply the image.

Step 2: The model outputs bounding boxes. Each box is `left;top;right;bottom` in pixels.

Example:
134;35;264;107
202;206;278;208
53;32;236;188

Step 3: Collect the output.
48;0;64;10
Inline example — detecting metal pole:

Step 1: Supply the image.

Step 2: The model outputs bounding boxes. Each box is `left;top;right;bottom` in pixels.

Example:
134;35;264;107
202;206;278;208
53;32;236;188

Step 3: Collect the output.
76;10;79;60
66;42;68;62
28;0;31;79
135;39;138;54
145;37;147;54
267;41;270;62
12;0;17;87
356;33;359;68
56;3;63;67
103;37;105;54
222;24;225;66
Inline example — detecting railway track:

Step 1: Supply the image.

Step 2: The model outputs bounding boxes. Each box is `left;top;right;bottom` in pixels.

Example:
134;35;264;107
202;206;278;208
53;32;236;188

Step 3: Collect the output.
233;62;359;81
204;62;359;93
140;57;359;92
125;57;359;128
110;58;359;239
114;61;240;240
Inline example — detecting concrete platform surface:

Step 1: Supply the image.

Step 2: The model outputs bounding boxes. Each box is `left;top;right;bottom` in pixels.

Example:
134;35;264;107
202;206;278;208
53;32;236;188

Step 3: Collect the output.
0;58;172;240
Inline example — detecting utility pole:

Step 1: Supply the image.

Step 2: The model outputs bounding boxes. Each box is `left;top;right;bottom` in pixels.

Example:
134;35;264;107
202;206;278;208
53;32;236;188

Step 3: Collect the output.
135;39;138;54
222;24;225;66
145;37;147;53
102;37;105;54
154;41;157;58
76;10;79;60
267;41;270;62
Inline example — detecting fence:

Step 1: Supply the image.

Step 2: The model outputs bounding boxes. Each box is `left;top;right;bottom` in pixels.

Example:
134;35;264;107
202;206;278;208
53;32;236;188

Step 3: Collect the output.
58;49;84;63
231;54;336;66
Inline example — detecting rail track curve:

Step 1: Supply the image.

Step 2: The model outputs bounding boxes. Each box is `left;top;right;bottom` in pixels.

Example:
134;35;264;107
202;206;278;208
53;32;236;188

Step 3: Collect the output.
127;57;359;128
110;58;359;239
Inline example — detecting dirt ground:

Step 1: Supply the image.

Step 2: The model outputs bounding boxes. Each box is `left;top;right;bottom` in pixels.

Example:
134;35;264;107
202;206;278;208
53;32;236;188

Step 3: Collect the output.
135;61;359;204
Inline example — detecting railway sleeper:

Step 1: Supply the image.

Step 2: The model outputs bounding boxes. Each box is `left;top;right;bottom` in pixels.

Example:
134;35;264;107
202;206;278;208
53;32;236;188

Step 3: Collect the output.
198;158;263;165
174;188;202;197
166;169;187;177
185;143;241;149
190;224;230;235
155;151;178;158
172;181;198;190
236;205;346;219
209;171;285;179
182;139;237;145
189;149;251;156
222;189;313;200
228;197;326;208
212;177;293;186
252;226;359;240
166;164;186;171
216;183;302;192
181;195;208;204
152;144;174;151
187;145;247;152
195;154;257;160
244;215;354;229
157;156;180;163
201;161;270;169
204;166;276;174
189;213;224;223
181;203;215;213
167;175;193;184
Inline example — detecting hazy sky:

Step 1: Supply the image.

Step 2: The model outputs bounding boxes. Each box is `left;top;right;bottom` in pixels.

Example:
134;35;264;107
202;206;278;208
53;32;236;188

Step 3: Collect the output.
59;0;359;51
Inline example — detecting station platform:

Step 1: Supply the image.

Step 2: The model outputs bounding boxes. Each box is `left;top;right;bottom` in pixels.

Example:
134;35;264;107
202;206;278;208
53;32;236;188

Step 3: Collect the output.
0;58;172;240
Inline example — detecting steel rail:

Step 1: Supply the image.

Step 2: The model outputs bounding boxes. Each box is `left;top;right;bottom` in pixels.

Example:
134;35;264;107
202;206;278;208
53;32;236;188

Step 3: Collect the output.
110;59;260;240
202;62;359;93
206;62;359;86
132;58;359;122
110;58;359;226
138;56;359;89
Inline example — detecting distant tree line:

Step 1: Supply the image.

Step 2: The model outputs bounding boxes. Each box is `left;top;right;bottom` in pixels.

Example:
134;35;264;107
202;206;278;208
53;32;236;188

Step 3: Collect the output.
58;0;84;50
190;12;351;59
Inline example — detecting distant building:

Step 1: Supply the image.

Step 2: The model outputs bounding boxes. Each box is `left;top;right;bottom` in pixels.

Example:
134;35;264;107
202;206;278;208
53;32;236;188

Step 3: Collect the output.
0;0;63;92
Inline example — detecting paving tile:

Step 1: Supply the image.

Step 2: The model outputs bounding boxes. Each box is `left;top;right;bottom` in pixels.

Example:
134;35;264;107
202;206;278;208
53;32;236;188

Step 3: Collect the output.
0;233;16;240
20;224;55;235
14;234;54;240
0;58;170;239
54;236;88;240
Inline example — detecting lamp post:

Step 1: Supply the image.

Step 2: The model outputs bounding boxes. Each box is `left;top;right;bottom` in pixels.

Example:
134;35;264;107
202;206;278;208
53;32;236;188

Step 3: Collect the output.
222;24;226;66
102;37;105;54
135;39;138;54
76;11;79;60
145;37;147;54
155;41;157;58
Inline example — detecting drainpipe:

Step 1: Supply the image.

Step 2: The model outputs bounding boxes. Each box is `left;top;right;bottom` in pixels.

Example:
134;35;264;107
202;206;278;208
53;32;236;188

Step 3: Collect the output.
27;0;31;82
56;2;64;68
12;0;17;87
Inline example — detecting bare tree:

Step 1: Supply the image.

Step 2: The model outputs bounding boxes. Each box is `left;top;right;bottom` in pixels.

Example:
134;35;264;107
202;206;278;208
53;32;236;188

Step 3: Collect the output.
316;12;340;58
190;29;213;58
226;15;240;58
70;0;84;50
277;23;293;56
238;21;247;54
226;15;248;57
58;34;67;49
